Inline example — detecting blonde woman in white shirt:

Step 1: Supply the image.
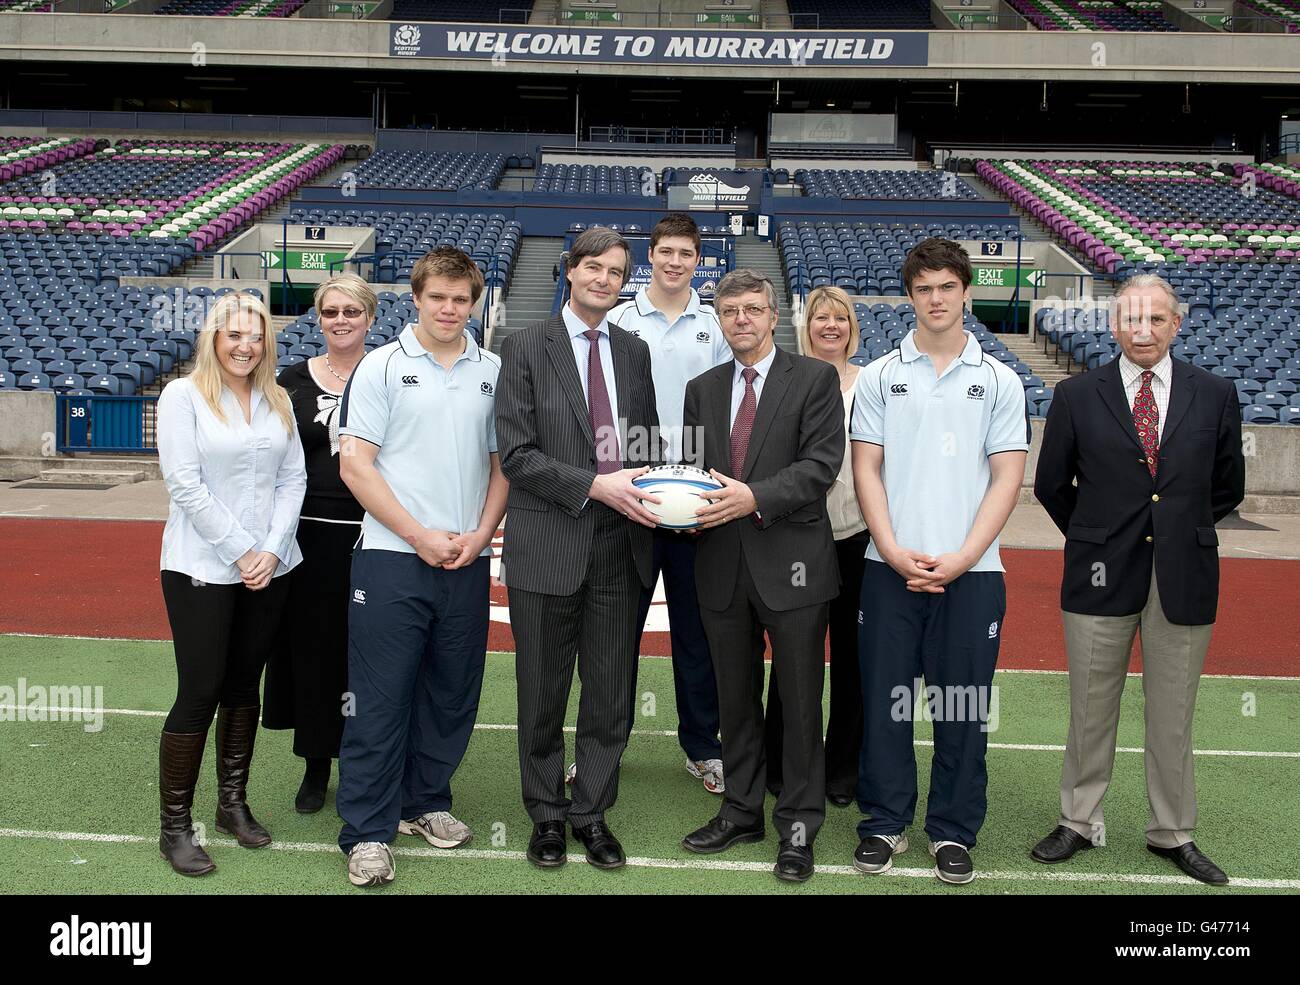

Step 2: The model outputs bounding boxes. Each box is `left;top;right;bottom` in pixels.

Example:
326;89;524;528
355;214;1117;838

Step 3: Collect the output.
155;291;306;876
765;286;868;806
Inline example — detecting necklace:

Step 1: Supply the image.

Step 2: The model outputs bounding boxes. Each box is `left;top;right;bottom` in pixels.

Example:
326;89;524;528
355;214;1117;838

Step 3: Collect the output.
324;353;352;385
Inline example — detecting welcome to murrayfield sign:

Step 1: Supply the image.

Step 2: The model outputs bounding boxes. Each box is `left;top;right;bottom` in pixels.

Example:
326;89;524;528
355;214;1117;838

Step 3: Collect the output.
389;24;929;66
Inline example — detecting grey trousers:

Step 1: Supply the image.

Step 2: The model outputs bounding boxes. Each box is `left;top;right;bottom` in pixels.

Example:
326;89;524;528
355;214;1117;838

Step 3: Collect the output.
1059;564;1214;850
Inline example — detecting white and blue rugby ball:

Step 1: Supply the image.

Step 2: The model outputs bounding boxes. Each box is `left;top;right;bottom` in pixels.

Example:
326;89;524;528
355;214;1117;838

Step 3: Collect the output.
633;465;723;530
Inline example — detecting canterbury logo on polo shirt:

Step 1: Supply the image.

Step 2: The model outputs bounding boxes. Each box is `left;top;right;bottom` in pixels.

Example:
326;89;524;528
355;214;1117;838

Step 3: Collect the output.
988;621;999;638
890;383;909;395
401;375;420;387
353;589;366;604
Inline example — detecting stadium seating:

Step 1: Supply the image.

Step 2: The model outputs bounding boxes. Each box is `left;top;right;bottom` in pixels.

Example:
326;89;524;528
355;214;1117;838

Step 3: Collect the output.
340;151;505;192
155;0;308;15
786;0;933;29
1;139;345;254
0;285;255;395
532;164;656;197
388;0;533;21
0;137;95;183
777;219;1021;297
976;159;1300;272
1035;294;1300;421
287;207;522;290
841;299;1053;414
797;169;980;201
1004;0;1179;31
1238;0;1300;31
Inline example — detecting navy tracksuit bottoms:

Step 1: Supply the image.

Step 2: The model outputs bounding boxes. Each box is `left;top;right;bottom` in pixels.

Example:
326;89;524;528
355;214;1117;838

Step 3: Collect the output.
857;560;1006;849
337;549;489;853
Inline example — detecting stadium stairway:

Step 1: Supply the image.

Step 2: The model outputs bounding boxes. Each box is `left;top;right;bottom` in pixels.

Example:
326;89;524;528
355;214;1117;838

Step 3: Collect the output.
733;231;799;351
963;170;1054;242
500;163;535;194
171;155;359;280
492;235;566;352
999;331;1070;386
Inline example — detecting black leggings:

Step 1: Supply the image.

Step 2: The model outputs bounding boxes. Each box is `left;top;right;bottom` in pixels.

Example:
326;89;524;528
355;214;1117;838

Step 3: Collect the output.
161;570;289;733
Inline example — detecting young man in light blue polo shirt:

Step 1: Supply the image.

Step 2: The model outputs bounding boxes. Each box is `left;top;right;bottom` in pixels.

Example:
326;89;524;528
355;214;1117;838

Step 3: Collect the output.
608;213;733;793
334;247;508;888
849;238;1028;885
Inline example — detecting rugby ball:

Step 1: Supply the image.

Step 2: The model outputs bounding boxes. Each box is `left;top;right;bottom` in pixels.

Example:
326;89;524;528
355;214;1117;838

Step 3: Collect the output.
633;465;723;530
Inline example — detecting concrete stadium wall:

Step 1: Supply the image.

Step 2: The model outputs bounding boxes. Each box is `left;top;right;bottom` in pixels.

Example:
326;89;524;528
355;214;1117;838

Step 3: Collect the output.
0;392;55;459
541;152;739;171
3;14;1300;83
0;109;374;140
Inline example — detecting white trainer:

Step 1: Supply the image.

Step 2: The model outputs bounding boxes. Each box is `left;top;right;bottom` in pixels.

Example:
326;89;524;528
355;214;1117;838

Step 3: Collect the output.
347;841;395;887
398;811;473;849
685;757;725;794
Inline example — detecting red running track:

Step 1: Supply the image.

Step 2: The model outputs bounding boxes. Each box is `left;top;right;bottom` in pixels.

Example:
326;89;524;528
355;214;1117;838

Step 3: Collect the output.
0;517;1295;676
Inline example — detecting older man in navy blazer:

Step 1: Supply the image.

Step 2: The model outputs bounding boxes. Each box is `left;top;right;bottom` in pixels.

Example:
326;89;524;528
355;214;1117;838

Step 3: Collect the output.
1031;274;1245;884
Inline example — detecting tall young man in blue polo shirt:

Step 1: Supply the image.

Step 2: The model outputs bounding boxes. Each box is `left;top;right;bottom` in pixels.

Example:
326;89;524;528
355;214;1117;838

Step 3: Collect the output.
608;213;732;793
849;238;1027;885
335;248;508;888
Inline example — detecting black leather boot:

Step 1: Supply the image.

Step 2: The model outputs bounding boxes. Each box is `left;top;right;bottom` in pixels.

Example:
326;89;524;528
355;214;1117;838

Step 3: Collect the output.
214;705;271;848
159;729;217;876
295;757;330;814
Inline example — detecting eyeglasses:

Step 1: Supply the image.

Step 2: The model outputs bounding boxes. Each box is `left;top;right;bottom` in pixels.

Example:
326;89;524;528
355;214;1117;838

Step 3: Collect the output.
718;303;770;320
319;307;366;320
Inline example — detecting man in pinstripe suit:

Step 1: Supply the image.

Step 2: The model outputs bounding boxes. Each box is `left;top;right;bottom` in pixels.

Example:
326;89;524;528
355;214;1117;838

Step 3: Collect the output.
495;227;663;870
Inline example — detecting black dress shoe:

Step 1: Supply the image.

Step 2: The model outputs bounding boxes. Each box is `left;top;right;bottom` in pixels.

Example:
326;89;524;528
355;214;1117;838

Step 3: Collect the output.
682;815;765;854
526;821;567;868
1148;842;1229;886
827;789;854;808
774;840;814;882
1031;825;1094;864
571;821;625;870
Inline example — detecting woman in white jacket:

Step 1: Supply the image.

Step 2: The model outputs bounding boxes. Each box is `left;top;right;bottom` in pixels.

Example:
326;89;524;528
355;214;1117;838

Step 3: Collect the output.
155;291;305;876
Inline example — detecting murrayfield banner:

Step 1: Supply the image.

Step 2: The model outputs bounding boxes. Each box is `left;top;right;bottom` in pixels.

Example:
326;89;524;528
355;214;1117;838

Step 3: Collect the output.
389;24;930;66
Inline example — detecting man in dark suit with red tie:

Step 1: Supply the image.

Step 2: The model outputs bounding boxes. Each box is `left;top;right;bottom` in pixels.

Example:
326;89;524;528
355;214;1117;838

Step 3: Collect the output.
495;227;663;871
678;268;844;882
1031;274;1245;884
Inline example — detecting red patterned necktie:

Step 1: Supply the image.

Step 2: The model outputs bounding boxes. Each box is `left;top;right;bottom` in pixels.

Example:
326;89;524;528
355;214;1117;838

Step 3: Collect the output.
584;329;619;474
730;367;758;477
1133;369;1159;478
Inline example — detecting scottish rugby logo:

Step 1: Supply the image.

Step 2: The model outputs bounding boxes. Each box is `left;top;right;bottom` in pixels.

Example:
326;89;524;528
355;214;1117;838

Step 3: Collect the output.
392;24;422;55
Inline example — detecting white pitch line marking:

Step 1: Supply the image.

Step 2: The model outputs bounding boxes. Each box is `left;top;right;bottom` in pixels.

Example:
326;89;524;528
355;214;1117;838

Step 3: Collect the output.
0;827;1295;890
2;707;1296;758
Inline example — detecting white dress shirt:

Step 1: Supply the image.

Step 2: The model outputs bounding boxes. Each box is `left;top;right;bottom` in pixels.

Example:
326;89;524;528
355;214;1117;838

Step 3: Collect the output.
1119;352;1172;443
564;302;622;453
157;377;306;585
728;344;778;429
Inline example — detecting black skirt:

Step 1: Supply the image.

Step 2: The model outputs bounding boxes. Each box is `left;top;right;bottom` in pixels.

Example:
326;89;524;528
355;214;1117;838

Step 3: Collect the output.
262;515;360;758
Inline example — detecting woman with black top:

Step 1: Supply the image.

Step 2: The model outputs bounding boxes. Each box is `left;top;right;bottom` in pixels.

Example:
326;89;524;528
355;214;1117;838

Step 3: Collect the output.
263;274;374;813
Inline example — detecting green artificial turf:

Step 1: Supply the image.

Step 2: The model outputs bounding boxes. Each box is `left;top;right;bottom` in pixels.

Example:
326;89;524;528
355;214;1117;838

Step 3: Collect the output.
1;635;1296;895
